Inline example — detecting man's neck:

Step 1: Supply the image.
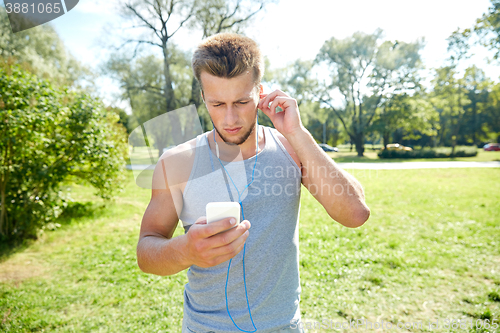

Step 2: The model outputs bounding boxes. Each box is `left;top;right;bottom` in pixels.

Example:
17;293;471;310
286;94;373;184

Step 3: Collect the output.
212;125;264;161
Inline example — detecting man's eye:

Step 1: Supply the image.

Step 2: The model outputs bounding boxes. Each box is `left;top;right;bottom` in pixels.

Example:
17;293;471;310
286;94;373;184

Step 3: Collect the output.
239;101;249;104
213;104;222;107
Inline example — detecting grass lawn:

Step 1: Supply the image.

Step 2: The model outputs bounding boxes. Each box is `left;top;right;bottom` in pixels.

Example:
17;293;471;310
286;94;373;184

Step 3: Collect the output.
1;168;499;332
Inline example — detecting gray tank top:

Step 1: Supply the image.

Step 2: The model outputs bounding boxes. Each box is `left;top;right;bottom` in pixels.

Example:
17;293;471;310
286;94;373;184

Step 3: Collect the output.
179;126;302;332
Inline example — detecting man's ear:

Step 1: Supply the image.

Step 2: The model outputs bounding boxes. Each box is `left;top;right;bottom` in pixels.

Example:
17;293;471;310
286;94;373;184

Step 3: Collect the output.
258;84;264;99
200;90;205;102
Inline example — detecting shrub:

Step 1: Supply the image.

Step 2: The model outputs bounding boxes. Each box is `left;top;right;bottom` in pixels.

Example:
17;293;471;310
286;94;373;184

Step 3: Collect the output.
377;146;478;159
0;63;128;242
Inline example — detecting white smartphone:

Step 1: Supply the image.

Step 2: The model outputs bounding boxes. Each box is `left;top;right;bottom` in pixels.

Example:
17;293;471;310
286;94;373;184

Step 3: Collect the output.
206;202;241;225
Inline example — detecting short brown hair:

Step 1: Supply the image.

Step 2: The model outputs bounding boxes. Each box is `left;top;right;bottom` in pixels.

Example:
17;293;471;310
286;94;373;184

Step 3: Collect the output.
192;33;264;89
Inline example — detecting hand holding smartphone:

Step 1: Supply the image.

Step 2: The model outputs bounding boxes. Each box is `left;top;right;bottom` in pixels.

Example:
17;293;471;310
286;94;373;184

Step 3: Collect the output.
206;202;241;225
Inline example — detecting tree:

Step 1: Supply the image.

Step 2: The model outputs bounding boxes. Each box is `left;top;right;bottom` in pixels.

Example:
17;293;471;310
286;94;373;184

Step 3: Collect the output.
316;30;424;156
462;66;491;146
104;48;193;156
472;0;500;60
265;59;343;145
0;63;128;241
111;0;274;143
370;92;439;149
111;0;198;152
0;10;89;87
484;83;500;143
430;66;471;152
188;0;273;119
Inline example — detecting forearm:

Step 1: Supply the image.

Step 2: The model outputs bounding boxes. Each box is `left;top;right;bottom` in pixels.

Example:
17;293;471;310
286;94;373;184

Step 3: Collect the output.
286;126;370;227
136;234;191;276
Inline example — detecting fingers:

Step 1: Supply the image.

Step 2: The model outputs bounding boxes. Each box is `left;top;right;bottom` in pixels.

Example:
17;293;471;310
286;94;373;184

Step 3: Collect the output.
258;89;289;110
209;220;250;247
208;225;250;257
208;239;248;267
268;96;293;114
192;217;239;239
190;220;251;267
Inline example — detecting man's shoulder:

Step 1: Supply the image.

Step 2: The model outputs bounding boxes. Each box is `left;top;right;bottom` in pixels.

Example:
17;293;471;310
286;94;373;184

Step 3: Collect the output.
158;134;202;163
267;127;301;169
154;136;200;190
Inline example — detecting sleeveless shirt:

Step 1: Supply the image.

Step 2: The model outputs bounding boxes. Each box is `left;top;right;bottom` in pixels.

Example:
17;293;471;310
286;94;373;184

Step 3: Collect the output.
179;126;302;332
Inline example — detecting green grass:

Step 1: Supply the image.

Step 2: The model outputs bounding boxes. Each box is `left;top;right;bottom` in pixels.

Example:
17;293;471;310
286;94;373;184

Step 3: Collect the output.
1;169;499;332
128;146;161;165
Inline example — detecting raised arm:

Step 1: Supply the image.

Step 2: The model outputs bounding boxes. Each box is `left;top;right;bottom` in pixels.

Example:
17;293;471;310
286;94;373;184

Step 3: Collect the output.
259;90;370;228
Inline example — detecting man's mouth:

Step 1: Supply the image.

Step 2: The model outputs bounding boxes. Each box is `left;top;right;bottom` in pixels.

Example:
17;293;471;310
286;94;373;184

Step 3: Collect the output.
225;127;242;134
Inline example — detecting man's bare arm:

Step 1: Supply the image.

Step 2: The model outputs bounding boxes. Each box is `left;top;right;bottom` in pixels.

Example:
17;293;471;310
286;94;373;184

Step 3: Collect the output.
287;127;370;228
258;90;370;228
136;184;190;276
136;151;251;276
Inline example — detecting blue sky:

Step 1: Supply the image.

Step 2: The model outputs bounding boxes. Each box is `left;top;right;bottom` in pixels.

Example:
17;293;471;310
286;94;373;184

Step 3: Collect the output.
2;0;498;109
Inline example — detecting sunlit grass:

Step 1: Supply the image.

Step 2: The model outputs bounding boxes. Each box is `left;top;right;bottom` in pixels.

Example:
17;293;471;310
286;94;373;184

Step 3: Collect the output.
1;169;499;332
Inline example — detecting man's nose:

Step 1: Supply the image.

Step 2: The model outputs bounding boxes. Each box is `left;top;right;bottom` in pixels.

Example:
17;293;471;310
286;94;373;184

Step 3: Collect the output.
224;105;238;125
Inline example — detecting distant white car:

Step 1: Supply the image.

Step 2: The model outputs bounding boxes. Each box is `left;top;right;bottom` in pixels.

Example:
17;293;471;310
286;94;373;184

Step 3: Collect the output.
318;143;339;152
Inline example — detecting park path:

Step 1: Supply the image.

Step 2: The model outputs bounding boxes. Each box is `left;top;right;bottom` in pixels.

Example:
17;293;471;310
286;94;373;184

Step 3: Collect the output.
126;161;500;170
335;161;500;169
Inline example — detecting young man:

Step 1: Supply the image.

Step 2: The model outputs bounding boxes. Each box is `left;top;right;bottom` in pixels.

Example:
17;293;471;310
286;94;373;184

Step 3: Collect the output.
137;33;370;332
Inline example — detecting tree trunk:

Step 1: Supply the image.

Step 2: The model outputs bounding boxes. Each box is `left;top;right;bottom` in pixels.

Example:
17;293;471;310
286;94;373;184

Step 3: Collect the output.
472;102;477;146
162;41;175;111
438;123;446;147
155;132;169;158
161;40;183;146
382;131;390;149
353;132;365;157
451;86;465;156
190;77;202;110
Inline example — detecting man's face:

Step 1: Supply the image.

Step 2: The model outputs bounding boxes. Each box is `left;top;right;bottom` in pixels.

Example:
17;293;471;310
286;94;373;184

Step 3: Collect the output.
201;71;261;145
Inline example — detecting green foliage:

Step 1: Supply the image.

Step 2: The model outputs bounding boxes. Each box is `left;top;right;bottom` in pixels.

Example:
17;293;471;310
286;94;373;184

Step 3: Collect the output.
316;29;424;156
371;92;439;147
473;0;500;60
485;82;500;142
0;63;128;242
107;106;133;135
430;65;497;147
0;10;88;87
377;146;478;159
103;49;194;155
264;59;343;145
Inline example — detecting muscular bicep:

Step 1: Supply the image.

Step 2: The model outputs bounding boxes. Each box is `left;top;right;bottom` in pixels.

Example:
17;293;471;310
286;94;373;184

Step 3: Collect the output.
274;129;302;175
139;158;184;240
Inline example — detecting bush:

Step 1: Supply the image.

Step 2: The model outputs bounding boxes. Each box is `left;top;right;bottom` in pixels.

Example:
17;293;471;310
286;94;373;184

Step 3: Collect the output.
377;146;478;159
0;63;128;242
